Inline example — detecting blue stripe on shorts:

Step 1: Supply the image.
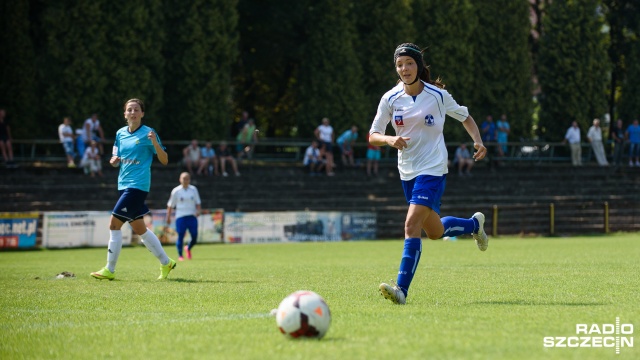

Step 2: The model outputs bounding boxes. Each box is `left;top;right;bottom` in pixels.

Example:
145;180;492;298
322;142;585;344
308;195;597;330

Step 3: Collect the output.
401;174;447;214
112;188;150;221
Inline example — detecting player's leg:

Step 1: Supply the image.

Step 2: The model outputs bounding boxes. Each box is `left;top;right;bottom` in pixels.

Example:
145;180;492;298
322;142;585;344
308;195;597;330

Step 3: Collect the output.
90;214;126;280
175;216;187;260
185;216;198;260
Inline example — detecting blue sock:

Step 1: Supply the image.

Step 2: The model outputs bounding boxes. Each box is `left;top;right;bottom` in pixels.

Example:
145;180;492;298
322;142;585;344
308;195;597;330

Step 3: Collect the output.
396;238;422;296
441;216;477;237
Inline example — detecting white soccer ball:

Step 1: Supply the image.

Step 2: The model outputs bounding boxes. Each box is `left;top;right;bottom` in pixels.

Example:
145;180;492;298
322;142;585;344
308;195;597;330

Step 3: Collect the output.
276;290;331;339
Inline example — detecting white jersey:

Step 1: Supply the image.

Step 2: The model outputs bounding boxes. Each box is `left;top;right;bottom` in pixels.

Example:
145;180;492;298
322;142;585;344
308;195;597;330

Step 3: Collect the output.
58;124;73;143
316;125;334;142
83;118;101;142
167;185;201;219
369;81;469;180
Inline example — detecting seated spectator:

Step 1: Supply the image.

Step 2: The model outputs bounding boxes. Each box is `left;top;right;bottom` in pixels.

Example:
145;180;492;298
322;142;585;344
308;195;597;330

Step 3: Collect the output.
183;139;201;174
454;143;474;176
75;127;85;162
58;116;76;168
236;118;258;160
218;141;240;176
337;125;358;167
197;141;219;176
81;140;103;177
303;140;325;175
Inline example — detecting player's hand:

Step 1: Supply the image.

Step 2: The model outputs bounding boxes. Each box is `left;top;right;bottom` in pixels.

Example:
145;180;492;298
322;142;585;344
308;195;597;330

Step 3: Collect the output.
473;143;487;161
110;156;121;167
147;131;157;144
388;136;411;150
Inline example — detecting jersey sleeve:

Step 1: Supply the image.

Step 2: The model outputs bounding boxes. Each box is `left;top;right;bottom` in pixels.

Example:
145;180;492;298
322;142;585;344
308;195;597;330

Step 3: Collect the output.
194;187;202;205
112;132;120;157
167;188;177;207
370;97;392;135
443;89;469;122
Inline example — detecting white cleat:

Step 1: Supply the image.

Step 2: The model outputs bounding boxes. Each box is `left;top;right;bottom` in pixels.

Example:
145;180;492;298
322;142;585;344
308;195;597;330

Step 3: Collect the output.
379;282;406;305
472;212;489;251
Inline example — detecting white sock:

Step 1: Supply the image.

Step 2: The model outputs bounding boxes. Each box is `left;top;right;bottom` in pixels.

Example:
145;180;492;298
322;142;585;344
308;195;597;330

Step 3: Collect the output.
106;230;123;273
140;230;170;265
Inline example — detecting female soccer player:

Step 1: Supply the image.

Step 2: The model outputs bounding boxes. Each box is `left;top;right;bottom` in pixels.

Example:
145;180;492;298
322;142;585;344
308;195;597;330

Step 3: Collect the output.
166;172;201;261
369;43;489;304
91;98;177;280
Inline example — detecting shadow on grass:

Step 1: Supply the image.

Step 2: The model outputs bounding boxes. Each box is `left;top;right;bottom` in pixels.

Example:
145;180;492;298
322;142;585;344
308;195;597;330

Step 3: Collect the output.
472;300;608;306
167;278;257;284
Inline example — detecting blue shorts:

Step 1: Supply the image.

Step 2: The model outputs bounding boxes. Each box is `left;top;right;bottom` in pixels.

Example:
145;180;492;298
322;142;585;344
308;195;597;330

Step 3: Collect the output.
630;143;640;157
62;142;74;156
401;174;446;214
112;188;150;222
320;141;333;152
366;149;381;161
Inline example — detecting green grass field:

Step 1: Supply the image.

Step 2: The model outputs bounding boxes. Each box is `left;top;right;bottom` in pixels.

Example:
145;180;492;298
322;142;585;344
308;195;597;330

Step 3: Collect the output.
1;235;639;359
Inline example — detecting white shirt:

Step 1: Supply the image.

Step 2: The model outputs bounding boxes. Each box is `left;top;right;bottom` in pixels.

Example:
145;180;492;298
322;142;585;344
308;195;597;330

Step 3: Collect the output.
564;126;581;144
369;81;469;180
58;124;73;143
303;146;321;166
587;126;602;142
316;125;334;142
167;185;201;219
82;146;100;162
83;118;101;142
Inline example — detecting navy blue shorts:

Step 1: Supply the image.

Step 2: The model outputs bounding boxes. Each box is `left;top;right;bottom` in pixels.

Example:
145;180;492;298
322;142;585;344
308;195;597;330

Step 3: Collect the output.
112;188;150;222
320;141;333;152
401;174;447;214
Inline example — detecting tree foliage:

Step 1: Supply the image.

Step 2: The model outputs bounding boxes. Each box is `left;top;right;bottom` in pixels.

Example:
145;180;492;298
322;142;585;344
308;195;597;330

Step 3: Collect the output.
537;0;610;141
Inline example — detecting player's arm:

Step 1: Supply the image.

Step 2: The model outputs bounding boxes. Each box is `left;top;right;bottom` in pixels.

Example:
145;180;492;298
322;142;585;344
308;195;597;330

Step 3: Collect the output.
165;206;173;226
369;132;410;150
148;131;168;165
462;116;487;161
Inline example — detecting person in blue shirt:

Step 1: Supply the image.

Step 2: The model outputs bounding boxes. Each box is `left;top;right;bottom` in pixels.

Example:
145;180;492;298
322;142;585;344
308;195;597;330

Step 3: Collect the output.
91;98;177;280
337;125;359;167
496;114;510;157
626;119;640;166
481;115;498;168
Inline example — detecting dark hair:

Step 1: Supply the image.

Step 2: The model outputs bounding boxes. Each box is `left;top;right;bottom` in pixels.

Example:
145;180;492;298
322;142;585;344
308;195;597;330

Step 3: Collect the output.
124;98;145;112
394;43;445;89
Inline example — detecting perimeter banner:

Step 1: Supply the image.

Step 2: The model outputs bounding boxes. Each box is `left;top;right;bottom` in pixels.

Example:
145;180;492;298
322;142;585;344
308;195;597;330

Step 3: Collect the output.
0;212;39;249
42;211;132;248
223;211;376;243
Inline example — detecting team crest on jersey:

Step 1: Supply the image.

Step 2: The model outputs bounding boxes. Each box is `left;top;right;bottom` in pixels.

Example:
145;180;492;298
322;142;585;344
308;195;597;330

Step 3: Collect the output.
394;115;404;126
136;140;140;145
424;114;435;126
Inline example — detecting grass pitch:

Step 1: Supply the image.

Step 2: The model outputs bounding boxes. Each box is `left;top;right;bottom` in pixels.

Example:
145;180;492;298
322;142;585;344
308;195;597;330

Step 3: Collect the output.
1;234;639;359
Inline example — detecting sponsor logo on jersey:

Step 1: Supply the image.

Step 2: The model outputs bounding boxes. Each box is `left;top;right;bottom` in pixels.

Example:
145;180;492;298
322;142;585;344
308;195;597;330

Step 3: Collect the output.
394;115;404;126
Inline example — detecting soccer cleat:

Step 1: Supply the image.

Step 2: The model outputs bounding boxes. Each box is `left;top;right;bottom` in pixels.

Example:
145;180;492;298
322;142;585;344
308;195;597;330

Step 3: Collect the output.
90;267;115;280
178;256;184;261
379;281;406;305
184;245;192;260
472;212;489;251
158;258;177;280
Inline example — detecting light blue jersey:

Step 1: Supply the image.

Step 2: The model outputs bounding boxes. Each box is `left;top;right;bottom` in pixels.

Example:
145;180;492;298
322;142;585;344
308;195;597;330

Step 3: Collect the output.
337;130;358;145
113;124;163;192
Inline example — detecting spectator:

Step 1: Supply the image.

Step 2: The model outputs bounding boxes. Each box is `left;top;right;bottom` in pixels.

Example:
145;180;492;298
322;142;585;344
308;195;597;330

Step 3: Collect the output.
0;108;15;166
232;110;251;139
481;115;497;168
303;140;325;175
563;121;582;166
454;143;474;176
496;114;510;157
58;116;76;168
218;141;240;176
81;140;103;177
314;117;335;176
75;127;86;161
611;119;625;167
236;118;258;160
337;125;359;167
197;141;219;176
166;172;201;261
90;98;175;281
366;133;381;177
586;118;608;166
82;113;105;155
370;43;488;305
183;139;201;175
626;119;640;166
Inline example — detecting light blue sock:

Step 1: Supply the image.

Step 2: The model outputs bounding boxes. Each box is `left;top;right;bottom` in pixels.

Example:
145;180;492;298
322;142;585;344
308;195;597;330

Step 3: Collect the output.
441;216;477;237
396;238;422;296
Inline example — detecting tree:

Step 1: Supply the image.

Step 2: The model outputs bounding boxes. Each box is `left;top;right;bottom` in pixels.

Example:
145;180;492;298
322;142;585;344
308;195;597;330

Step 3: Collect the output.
0;0;37;137
296;0;366;138
163;0;239;140
537;0;610;141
